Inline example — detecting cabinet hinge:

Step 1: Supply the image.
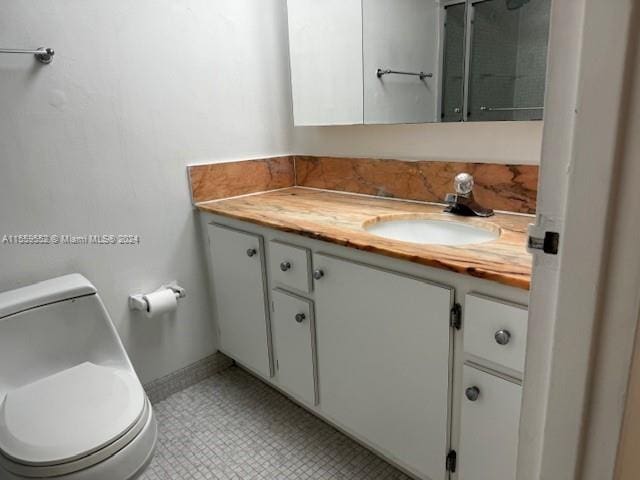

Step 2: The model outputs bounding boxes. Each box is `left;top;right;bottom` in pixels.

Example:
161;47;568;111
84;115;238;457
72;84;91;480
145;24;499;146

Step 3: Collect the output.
446;450;457;473
450;303;462;330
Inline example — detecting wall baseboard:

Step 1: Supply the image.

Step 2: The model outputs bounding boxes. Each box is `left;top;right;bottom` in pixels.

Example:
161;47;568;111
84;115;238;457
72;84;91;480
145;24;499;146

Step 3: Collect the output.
144;351;234;404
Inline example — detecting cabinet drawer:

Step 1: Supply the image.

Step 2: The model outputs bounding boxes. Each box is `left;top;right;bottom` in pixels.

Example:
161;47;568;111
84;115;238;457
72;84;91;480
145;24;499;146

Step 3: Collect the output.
459;365;522;480
269;241;312;293
464;294;528;374
271;289;318;405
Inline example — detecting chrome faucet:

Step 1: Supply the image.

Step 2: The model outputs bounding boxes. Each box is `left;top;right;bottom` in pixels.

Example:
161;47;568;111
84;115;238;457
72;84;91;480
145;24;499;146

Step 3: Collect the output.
444;173;494;217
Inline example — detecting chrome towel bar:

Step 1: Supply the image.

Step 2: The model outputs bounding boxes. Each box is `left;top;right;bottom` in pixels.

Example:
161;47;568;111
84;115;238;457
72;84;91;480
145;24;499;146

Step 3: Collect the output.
480;105;543;112
0;47;55;64
377;68;432;80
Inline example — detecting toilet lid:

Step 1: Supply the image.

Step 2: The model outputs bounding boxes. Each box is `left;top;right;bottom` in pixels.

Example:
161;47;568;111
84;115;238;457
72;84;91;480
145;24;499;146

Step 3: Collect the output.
0;362;145;466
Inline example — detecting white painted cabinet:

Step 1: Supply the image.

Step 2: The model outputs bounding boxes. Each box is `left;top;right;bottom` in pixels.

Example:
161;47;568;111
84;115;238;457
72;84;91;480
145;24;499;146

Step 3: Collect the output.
271;289;318;406
458;293;527;480
207;223;272;378
203;216;530;480
464;294;528;375
286;0;439;125
363;0;440;123
312;253;453;480
459;366;522;480
268;241;312;294
286;0;364;126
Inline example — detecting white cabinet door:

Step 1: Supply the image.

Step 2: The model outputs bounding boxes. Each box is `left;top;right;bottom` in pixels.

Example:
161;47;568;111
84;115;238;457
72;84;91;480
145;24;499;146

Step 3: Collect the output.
207;223;272;378
459;365;522;480
313;253;453;480
363;0;440;123
271;289;318;406
287;0;363;126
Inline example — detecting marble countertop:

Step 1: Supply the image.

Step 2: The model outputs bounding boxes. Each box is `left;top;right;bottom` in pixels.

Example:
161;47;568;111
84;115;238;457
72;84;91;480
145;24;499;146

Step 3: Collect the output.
196;187;533;290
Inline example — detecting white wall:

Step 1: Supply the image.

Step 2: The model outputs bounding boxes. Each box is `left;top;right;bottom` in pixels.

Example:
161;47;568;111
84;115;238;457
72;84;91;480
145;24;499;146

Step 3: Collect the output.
0;0;293;383
292;121;543;164
0;0;542;385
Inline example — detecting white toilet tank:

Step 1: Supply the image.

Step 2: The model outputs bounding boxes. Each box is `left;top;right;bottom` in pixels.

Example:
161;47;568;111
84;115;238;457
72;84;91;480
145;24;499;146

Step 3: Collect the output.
0;274;136;400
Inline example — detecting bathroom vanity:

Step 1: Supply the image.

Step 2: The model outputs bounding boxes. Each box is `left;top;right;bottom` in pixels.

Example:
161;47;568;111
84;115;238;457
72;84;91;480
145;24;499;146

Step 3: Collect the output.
197;187;530;480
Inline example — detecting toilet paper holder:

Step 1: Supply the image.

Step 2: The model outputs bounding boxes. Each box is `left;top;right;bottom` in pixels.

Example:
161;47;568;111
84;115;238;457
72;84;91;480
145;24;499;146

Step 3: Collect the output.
128;281;186;312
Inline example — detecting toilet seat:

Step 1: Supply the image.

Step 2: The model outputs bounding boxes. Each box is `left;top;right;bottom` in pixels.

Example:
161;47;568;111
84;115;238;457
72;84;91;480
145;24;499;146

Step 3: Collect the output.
0;362;147;477
0;274;157;480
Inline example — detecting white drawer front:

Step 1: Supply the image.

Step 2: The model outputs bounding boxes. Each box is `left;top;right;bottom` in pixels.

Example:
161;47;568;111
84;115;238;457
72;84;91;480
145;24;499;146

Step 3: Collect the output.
464;294;528;374
459;365;522;480
269;241;312;293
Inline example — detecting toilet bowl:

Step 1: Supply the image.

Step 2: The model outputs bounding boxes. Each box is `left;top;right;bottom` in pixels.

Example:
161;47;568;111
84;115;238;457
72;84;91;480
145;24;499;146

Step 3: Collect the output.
0;274;157;480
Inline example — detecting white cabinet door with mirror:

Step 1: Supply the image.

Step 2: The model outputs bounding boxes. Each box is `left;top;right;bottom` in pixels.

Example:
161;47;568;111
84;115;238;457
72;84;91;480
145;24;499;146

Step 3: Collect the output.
287;0;550;125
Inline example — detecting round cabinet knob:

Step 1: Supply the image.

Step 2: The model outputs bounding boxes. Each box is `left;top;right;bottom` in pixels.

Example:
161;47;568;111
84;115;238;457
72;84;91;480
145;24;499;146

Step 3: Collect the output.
465;386;480;402
280;261;292;272
494;329;512;346
295;313;306;323
246;248;257;257
312;269;324;280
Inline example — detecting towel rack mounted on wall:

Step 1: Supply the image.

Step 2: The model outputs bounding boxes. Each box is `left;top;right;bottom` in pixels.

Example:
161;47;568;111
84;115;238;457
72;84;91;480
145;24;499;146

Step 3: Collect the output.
377;68;433;80
480;105;543;112
0;47;55;64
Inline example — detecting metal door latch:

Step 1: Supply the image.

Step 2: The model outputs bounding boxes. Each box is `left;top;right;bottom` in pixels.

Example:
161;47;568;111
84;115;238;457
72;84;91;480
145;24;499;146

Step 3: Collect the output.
446;450;457;473
527;223;560;255
450;303;462;330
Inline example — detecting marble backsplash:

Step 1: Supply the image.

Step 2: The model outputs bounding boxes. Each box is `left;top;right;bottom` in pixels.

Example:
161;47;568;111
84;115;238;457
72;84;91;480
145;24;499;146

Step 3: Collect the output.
294;156;538;214
189;155;538;214
189;156;295;203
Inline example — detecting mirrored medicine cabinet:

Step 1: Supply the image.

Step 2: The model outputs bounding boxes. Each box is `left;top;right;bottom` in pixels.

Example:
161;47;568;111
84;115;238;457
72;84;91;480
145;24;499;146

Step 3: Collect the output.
286;0;551;126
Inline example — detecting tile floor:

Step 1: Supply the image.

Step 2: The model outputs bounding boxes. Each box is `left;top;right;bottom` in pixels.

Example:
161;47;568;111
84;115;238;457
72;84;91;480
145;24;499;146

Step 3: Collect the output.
140;366;412;480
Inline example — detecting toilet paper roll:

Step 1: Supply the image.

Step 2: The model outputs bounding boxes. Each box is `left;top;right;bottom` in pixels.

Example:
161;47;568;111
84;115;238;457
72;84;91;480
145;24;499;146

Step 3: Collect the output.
143;288;177;318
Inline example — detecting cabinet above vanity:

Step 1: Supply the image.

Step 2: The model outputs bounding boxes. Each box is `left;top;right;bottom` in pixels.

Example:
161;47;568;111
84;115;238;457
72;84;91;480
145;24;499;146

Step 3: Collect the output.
286;0;551;125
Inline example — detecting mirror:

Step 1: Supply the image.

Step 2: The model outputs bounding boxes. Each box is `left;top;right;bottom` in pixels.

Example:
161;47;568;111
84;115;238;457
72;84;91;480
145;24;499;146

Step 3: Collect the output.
286;0;551;126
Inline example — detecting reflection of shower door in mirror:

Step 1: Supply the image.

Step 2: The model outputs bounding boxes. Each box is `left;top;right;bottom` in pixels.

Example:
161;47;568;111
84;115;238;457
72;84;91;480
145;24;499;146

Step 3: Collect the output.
441;3;466;122
467;0;550;121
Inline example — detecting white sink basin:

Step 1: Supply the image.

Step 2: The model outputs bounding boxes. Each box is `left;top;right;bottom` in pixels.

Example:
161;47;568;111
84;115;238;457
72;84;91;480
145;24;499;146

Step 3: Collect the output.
364;217;500;246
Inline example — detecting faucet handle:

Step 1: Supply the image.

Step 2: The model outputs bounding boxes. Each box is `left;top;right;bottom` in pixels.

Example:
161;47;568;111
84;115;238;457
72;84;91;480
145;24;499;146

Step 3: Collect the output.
454;173;474;196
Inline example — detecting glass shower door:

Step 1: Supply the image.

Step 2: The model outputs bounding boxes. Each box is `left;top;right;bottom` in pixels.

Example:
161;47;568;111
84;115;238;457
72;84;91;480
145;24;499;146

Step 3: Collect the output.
441;2;466;122
467;0;549;121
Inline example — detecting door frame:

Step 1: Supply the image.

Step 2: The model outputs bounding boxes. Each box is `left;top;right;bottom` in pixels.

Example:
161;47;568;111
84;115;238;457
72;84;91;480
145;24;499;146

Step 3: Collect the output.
520;1;640;479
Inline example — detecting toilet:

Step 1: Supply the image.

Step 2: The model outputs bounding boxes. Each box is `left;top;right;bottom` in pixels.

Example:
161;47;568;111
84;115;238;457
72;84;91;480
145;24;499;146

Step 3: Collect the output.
0;274;157;480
